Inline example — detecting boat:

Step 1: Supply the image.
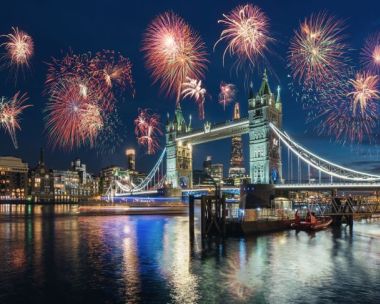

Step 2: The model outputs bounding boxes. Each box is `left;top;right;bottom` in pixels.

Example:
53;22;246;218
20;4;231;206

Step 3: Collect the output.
291;216;332;231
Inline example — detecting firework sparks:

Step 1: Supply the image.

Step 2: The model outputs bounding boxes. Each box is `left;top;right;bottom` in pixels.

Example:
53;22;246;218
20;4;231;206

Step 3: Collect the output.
181;77;206;119
288;12;347;87
1;27;34;72
0;92;31;149
215;4;271;68
134;109;162;154
303;69;378;144
45;51;92;93
361;33;380;74
89;49;135;99
347;72;380;115
218;82;236;110
142;12;208;102
45;77;105;150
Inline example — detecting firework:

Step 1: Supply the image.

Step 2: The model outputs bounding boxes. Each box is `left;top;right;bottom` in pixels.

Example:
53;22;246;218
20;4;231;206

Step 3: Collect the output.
142;12;208;102
288;12;347;87
45;77;105;150
1;27;34;72
45;51;92;93
0;92;31;149
89;49;134;99
361;33;380;74
304;68;378;144
218;82;236;110
134;109;162;154
181;77;206;119
215;4;271;68
347;72;380;115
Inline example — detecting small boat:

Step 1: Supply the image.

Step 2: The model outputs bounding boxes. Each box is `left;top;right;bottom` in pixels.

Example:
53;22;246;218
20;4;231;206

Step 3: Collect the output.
291;216;332;231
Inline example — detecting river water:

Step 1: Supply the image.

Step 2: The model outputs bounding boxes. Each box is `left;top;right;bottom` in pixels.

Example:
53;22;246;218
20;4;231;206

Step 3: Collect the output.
0;204;379;303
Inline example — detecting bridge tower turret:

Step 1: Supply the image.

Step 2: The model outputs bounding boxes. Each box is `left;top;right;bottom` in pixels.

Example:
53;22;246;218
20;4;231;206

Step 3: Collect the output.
248;70;282;184
165;103;193;189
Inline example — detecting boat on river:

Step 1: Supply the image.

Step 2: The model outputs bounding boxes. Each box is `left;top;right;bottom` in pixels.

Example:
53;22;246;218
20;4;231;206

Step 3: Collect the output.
291;216;332;231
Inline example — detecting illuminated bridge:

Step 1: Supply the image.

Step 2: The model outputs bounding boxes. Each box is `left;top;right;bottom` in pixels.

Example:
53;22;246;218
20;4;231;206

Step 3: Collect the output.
107;72;380;199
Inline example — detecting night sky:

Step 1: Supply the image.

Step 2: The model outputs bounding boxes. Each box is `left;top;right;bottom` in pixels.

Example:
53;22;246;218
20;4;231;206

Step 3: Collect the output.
1;0;380;175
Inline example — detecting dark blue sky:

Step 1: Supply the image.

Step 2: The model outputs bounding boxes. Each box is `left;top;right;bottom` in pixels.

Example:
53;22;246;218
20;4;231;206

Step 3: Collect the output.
0;0;380;175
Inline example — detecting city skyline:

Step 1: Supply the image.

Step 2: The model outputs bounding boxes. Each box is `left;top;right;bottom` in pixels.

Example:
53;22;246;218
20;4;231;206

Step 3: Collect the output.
0;0;380;176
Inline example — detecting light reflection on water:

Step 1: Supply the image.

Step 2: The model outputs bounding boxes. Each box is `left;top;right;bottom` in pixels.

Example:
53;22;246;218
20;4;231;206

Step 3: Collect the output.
0;204;379;303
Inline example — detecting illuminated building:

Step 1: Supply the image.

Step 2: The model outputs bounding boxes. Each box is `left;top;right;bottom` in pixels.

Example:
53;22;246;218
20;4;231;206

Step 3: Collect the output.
0;156;28;200
126;149;136;171
228;102;246;184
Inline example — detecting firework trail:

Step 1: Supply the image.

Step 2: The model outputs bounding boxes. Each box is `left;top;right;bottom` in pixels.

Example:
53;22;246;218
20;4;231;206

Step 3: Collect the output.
0;92;31;149
214;4;271;70
218;82;236;110
45;77;105;150
288;12;347;88
361;33;380;74
0;27;34;77
181;77;206;119
347;72;380;115
134;109;162;154
142;11;208;103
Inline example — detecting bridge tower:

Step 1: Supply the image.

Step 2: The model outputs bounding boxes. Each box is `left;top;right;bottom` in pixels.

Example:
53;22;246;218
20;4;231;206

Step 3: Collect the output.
165;103;193;189
248;70;282;184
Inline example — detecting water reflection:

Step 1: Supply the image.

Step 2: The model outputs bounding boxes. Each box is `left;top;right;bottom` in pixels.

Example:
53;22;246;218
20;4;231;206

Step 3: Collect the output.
0;206;379;303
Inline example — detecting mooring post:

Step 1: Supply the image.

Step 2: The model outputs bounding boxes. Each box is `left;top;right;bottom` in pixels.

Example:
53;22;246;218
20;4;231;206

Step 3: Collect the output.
201;196;206;239
189;195;195;244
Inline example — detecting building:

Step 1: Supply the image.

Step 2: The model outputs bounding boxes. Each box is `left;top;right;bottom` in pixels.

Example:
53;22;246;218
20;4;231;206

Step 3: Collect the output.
210;163;224;185
0;156;28;200
29;149;53;203
71;158;87;184
203;156;212;176
229;102;246;184
30;149;98;203
126;149;136;171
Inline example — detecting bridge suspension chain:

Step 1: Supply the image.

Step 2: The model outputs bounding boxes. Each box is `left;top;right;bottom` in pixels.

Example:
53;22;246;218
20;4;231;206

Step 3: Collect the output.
270;123;380;182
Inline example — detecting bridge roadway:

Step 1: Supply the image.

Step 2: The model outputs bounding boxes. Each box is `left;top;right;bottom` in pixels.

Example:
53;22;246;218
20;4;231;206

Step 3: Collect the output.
274;183;380;191
113;183;380;198
176;117;249;145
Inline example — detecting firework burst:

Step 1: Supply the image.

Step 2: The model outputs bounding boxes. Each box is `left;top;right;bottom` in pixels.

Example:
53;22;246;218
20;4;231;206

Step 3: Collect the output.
0;92;31;148
304;69;379;144
361;33;380;74
181;77;206;119
347;72;380;115
215;4;271;69
45;51;92;93
142;12;208;102
218;82;236;110
288;12;347;88
89;49;135;99
45;77;105;150
134;109;162;154
0;27;34;76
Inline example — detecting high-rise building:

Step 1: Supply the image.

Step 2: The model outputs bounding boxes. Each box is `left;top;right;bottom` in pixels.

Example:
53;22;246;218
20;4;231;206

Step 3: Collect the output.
210;163;224;185
203;156;212;175
126;149;136;171
229;102;246;183
0;156;28;200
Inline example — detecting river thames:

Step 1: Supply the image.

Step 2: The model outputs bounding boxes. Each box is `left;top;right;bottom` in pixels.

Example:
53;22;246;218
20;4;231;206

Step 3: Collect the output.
0;205;379;303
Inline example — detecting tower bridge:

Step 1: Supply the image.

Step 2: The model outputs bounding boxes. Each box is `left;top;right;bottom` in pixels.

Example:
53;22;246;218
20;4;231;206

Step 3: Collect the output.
108;71;380;199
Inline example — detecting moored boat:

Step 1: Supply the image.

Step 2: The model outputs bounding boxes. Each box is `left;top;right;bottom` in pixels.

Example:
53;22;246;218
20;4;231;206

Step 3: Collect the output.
291;216;332;231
